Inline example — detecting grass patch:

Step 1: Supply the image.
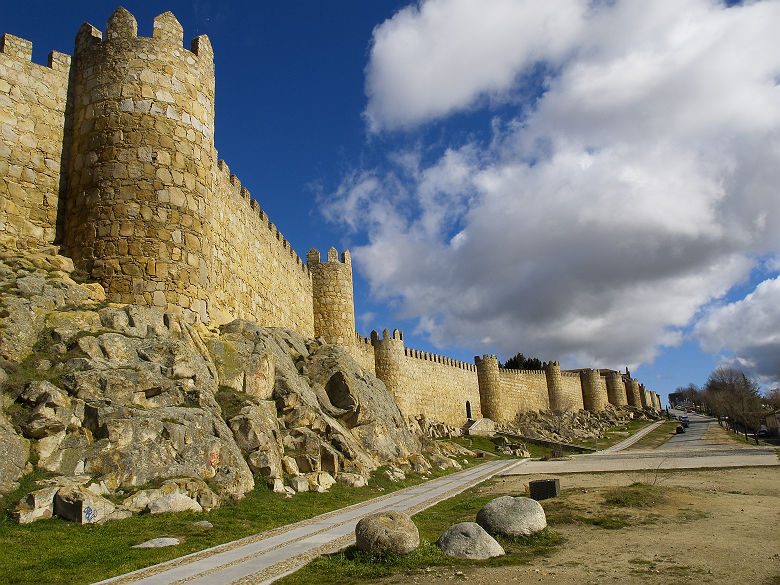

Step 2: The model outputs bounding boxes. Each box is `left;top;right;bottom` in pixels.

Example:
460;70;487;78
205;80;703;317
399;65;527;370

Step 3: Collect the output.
542;498;631;530
627;421;678;450
276;483;563;585
214;386;251;420
591;419;653;450
443;435;504;456
603;482;666;508
541;484;667;531
0;461;480;585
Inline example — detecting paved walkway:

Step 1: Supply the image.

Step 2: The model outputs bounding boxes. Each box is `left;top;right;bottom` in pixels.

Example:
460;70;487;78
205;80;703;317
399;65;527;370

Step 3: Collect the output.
92;458;523;585
601;420;664;452
501;413;778;476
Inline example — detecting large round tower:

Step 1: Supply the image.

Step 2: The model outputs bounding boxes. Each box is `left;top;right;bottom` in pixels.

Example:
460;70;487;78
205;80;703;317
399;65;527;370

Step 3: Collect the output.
371;329;405;404
605;371;628;407
544;361;566;411
626;378;642;408
308;247;356;347
475;354;503;422
64;8;216;321
580;368;608;412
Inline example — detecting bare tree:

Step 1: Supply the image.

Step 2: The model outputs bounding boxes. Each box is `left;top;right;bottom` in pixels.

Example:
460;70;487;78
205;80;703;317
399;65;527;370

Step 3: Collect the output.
765;387;780;410
704;367;763;443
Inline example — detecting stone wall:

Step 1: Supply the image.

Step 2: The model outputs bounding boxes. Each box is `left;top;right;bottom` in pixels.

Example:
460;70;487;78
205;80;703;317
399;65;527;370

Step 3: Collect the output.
560;371;586;411
495;368;551;419
370;330;480;427
0;34;70;245
401;347;480;427
352;334;376;375
208;160;314;334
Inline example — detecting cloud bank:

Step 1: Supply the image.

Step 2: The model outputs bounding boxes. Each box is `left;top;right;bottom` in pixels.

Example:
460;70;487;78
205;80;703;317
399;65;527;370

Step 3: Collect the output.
327;0;780;378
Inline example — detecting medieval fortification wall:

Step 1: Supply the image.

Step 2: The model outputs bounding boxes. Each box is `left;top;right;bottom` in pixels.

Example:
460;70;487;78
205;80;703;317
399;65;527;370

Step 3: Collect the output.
0;8;660;429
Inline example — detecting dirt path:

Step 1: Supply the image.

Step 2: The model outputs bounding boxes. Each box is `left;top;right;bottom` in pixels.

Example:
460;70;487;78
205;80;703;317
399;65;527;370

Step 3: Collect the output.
373;466;780;585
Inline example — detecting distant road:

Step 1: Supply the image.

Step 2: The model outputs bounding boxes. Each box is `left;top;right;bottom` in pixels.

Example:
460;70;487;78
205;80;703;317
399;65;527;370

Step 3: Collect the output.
501;411;777;476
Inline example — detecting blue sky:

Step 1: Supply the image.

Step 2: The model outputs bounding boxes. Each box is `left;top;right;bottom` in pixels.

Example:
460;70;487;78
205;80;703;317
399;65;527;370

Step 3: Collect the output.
4;1;779;404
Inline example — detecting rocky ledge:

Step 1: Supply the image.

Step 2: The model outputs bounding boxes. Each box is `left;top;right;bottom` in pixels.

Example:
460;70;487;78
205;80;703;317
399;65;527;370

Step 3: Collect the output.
0;238;462;524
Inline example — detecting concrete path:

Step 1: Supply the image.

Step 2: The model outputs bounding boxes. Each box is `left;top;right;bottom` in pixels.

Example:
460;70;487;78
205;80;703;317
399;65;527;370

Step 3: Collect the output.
601;420;664;452
501;412;778;476
499;445;778;475
92;458;523;585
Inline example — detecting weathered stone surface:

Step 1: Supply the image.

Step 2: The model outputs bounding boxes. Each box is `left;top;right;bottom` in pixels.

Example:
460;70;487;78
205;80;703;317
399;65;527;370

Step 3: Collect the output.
13;486;58;523
0;412;29;493
53;485;118;524
335;472;367;488
148;493;203;514
307;471;336;490
355;511;419;555
20;381;73;439
289;475;309;493
0;248;435;521
436;522;505;559
132;537;180;549
476;496;547;537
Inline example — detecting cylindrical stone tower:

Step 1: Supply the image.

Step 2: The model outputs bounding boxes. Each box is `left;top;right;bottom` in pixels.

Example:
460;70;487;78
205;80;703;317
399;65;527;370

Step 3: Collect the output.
544;361;566;411
580;369;608;412
640;384;650;409
371;329;405;402
64;8;216;321
626;378;642;408
605;371;627;407
308;247;356;347
476;354;502;422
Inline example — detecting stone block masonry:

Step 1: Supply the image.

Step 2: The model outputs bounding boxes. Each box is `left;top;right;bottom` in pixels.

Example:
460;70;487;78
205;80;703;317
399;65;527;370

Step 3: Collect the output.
0;34;70;245
0;7;660;430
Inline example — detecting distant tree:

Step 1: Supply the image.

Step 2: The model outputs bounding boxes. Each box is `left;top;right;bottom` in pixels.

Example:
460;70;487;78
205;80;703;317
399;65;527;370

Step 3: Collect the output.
669;383;701;408
503;352;544;370
703;367;763;443
765;388;780;410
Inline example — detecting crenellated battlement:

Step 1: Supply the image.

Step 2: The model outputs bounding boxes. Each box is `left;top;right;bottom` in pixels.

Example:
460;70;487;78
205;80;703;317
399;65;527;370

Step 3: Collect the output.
403;346;476;371
74;7;213;61
0;33;72;72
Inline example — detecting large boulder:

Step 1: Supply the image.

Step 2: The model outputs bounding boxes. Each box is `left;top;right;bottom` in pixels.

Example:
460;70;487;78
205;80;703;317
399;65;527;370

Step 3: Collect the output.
0;412;29;493
476;496;547;537
437;522;505;559
147;493;203;514
53;485;122;524
355;511;419;554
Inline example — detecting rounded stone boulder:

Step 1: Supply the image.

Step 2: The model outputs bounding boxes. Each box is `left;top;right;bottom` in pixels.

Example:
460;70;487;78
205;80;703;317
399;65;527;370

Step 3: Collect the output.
476;496;547;537
436;522;505;559
355;510;419;554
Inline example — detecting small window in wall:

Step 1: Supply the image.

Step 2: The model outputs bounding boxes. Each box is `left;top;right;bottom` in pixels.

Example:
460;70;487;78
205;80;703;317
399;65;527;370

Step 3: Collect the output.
466;400;472;420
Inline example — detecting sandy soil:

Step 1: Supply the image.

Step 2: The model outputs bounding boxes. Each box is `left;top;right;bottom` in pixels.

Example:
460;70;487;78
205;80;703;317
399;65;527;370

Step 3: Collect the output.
372;466;780;585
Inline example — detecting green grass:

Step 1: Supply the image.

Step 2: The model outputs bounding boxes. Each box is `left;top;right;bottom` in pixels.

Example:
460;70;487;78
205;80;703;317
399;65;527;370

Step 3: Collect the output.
603;482;667;508
275;484;563;585
214;385;252;420
543;499;631;530
592;419;652;449
443;435;504;455
0;464;473;585
626;421;678;450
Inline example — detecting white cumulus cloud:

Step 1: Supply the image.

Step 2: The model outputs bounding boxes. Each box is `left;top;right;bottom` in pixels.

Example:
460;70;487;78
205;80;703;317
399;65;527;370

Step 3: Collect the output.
325;0;780;371
695;276;780;382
